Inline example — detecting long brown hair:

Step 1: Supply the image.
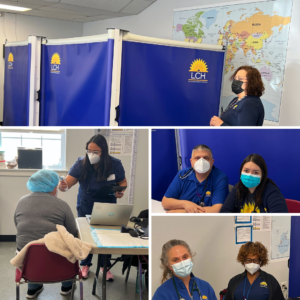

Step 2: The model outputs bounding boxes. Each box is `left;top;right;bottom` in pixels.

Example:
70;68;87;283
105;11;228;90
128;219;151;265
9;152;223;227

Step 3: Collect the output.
230;66;265;97
160;239;195;284
79;134;112;182
236;154;279;209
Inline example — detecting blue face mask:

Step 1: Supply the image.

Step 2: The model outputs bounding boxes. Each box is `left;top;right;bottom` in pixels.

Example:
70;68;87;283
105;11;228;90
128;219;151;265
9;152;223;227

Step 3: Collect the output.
171;258;193;278
240;172;261;188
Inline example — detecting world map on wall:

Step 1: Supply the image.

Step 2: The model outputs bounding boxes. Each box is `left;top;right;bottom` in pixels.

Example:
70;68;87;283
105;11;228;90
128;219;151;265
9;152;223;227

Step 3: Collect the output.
173;0;293;122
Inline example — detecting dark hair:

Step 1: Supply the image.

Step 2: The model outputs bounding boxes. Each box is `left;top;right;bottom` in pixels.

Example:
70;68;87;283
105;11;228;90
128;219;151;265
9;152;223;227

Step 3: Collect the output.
236;154;279;209
79;134;112;182
237;242;268;267
230;66;265;97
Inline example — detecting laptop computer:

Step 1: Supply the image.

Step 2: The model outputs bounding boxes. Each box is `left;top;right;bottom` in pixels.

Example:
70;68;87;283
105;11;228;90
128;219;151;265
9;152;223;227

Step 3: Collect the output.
86;203;134;226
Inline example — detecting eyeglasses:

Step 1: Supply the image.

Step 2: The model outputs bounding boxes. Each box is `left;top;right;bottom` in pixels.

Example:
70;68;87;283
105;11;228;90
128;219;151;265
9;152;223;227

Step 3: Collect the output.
244;258;261;264
86;150;101;155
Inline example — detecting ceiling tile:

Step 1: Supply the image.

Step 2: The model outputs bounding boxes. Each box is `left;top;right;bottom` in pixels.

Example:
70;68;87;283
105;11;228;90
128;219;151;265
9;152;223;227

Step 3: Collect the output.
48;3;111;16
38;6;88;17
60;0;131;13
21;9;77;20
121;0;154;14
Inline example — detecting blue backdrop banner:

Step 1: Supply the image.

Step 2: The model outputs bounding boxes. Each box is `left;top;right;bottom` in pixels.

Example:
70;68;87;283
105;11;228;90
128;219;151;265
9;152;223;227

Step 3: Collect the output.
178;129;300;200
151;129;178;201
40;39;114;126
3;44;30;126
118;41;224;126
289;216;300;297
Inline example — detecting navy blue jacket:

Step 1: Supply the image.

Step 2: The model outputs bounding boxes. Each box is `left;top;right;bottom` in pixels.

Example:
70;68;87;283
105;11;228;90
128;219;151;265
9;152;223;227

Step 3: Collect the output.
220;182;288;213
221;96;265;126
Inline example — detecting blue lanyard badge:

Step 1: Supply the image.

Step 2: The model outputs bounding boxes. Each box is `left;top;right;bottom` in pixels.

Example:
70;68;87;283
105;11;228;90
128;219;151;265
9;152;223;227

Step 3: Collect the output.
243;274;259;300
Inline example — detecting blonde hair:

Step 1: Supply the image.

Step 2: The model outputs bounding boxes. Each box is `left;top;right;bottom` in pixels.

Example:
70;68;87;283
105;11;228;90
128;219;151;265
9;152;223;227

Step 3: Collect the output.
160;239;195;284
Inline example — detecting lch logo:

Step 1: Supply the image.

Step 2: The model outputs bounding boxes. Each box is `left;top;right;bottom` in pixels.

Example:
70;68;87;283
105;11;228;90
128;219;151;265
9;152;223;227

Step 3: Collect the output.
8;53;14;69
51;53;61;74
189;59;208;83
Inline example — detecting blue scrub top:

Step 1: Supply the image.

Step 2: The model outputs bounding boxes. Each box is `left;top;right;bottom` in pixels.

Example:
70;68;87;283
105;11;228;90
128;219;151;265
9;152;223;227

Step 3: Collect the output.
164;166;229;206
234;276;270;300
152;274;217;300
68;156;125;216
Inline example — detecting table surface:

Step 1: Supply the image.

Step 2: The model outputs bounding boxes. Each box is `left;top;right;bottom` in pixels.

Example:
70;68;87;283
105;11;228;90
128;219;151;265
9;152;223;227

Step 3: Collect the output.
76;217;148;255
151;199;167;213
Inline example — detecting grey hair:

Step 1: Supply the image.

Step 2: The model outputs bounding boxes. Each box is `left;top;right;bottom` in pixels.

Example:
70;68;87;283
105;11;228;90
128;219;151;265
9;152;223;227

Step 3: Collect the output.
191;144;213;158
160;239;195;284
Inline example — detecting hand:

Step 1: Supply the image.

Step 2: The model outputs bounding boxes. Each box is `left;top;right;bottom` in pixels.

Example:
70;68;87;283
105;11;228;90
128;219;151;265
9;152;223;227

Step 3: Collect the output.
58;180;68;192
183;201;205;213
115;191;124;198
166;209;186;213
210;116;224;126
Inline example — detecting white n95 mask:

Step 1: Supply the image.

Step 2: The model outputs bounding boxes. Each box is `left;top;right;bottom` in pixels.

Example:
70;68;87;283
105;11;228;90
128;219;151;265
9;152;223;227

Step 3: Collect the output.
194;158;210;173
245;263;260;275
88;153;101;165
171;258;193;278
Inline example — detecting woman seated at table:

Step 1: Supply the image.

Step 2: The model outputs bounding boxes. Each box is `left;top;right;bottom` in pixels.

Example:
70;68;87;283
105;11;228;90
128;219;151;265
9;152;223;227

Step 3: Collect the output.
152;239;217;300
225;242;284;300
14;170;77;299
210;66;265;126
220;154;288;213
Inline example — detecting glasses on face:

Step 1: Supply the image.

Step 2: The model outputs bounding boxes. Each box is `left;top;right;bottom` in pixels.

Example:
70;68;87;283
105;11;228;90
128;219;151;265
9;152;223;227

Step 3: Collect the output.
244;258;261;264
86;150;101;155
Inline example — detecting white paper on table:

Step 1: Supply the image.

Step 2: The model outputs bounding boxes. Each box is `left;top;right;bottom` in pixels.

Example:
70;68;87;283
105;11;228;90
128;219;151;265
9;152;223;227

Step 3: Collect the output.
236;216;251;223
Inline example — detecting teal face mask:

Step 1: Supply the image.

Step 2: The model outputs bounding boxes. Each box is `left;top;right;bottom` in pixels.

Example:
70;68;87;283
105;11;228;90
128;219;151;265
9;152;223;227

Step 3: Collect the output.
240;172;261;188
171;258;193;278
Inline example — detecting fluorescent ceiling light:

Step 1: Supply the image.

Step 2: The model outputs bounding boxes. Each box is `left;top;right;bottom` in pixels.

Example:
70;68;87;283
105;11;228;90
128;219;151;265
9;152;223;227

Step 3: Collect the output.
0;4;31;11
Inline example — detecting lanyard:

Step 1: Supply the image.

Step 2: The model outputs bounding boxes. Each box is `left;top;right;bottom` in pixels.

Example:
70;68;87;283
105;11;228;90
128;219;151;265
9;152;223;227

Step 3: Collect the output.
172;277;202;300
243;273;259;300
195;175;210;206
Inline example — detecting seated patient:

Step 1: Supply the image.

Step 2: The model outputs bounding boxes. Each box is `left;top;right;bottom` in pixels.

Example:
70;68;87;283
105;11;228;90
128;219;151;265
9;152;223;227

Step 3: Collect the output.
162;144;229;213
14;170;77;299
152;239;217;300
225;242;284;300
220;154;288;213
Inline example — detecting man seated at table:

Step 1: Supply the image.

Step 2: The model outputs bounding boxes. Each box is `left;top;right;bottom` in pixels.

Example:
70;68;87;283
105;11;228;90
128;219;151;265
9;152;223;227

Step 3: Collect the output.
162;144;229;213
14;170;78;298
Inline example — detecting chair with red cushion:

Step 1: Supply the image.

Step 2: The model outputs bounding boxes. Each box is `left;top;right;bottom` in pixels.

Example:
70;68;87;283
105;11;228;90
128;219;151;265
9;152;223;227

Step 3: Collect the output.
15;243;83;300
286;199;300;213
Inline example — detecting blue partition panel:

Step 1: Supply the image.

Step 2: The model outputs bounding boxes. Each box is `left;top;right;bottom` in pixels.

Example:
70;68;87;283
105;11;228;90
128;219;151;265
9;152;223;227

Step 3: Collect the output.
118;41;224;126
3;44;30;126
289;216;300;297
40;39;114;126
152;129;178;201
179;129;300;200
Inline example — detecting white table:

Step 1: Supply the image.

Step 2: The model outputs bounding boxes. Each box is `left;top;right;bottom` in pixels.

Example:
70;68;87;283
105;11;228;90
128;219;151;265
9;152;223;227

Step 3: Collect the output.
151;200;167;213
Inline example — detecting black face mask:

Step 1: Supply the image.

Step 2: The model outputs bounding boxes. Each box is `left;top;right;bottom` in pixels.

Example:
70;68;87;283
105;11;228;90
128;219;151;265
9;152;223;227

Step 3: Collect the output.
232;79;244;95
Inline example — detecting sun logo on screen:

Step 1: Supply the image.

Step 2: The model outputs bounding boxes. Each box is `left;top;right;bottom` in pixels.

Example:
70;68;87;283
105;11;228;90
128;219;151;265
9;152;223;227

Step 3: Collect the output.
8;53;14;62
50;53;61;74
189;59;208;72
51;53;61;65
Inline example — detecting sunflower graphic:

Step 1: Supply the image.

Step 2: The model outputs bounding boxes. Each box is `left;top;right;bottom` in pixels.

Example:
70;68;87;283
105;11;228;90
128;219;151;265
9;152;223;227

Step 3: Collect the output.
240;202;260;213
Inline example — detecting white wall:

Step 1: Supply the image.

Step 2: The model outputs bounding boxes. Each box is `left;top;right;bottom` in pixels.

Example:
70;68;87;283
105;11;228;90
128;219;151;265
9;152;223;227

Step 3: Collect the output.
152;216;290;297
0;128;148;235
83;0;300;126
0;12;83;122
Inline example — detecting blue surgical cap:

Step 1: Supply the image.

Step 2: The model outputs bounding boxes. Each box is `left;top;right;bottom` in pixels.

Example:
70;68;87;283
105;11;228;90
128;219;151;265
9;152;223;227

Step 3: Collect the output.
27;170;59;193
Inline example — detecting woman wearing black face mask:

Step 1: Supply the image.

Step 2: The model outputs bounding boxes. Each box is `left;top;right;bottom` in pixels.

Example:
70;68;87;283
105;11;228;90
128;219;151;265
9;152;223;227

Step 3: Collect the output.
210;66;265;126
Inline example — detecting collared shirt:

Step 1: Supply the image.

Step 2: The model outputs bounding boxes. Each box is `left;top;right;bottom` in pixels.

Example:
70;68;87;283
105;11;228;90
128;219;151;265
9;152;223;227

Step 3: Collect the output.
69;156;125;215
152;273;217;300
164;166;229;206
234;276;270;300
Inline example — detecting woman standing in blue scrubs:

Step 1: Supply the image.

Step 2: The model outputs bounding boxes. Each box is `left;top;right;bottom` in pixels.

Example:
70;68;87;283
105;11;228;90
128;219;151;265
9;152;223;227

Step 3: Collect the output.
225;242;284;300
59;134;127;280
220;154;288;213
152;239;217;300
